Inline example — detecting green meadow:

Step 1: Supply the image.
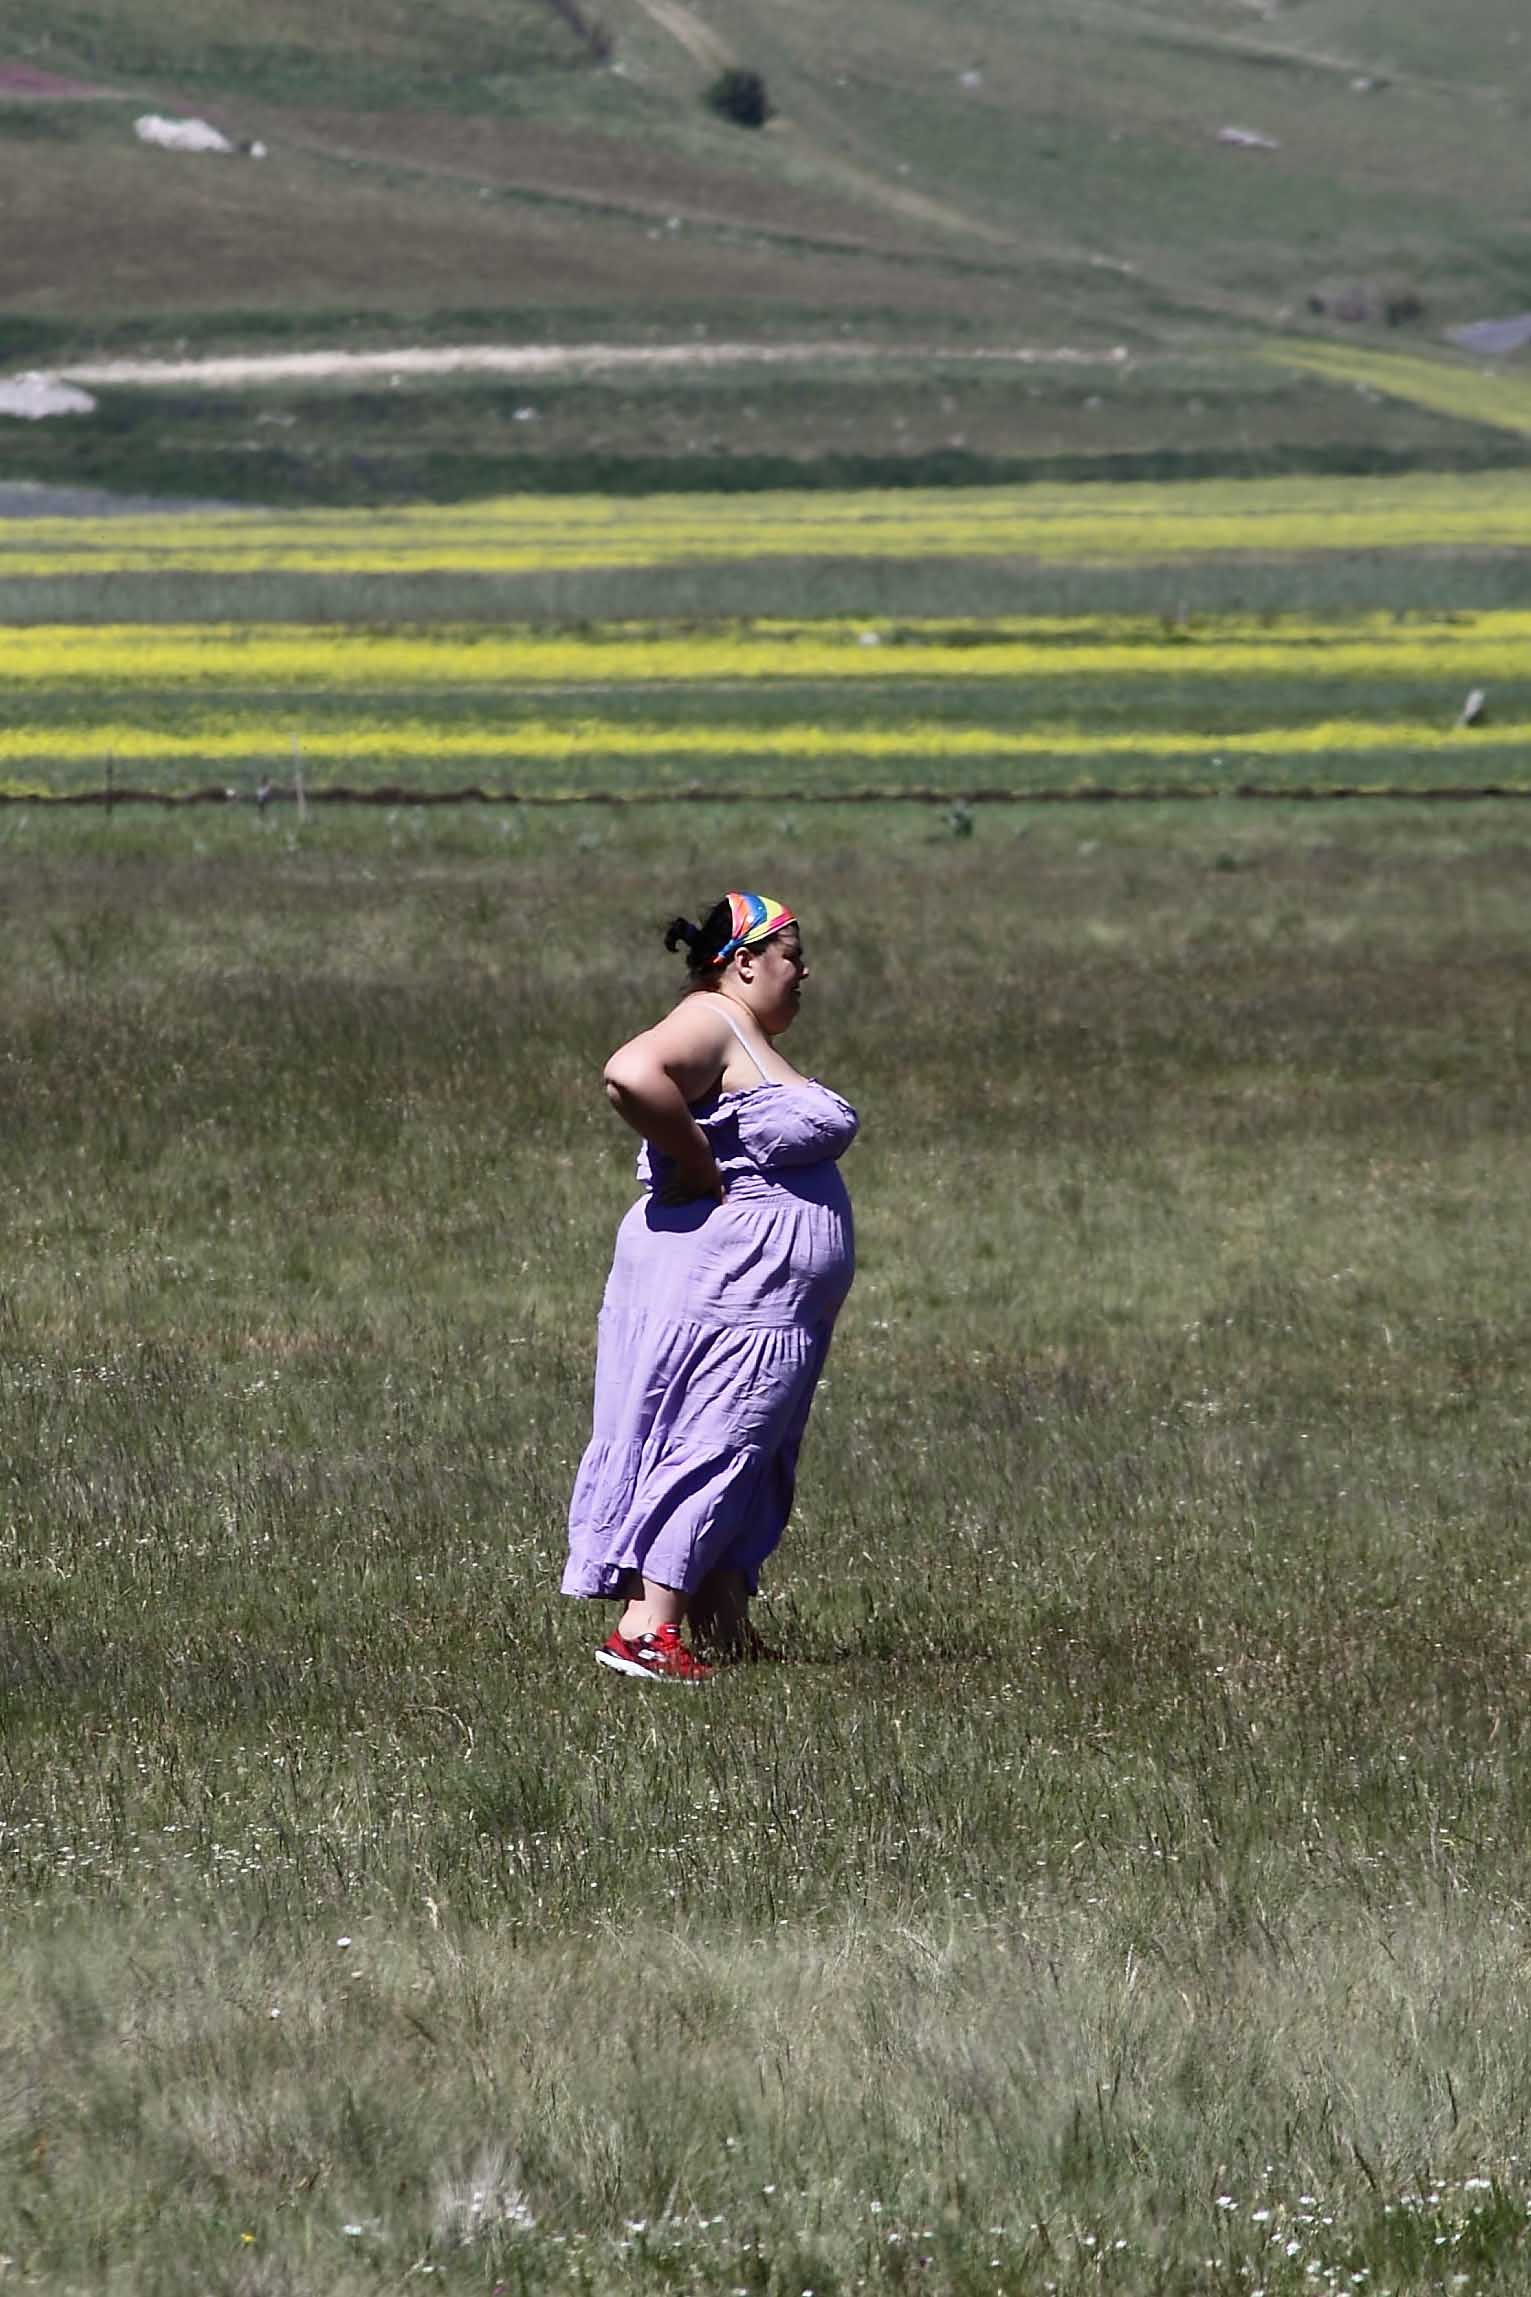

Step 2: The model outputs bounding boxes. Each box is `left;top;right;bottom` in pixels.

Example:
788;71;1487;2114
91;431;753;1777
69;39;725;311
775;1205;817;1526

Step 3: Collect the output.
4;467;1531;2293
7;790;1531;2294
4;331;1531;2297
7;1;1531;2288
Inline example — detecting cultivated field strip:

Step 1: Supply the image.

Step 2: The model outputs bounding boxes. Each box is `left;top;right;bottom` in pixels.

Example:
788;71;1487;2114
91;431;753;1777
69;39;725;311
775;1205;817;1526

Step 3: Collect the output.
6;726;1529;804
2;606;1525;797
3;469;1531;578
5;718;1526;763
5;473;1530;800
1264;341;1531;441
9;613;1531;684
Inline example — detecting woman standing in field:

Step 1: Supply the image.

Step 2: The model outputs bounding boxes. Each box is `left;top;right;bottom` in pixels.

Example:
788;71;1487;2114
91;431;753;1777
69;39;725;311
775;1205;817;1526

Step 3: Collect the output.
564;892;858;1682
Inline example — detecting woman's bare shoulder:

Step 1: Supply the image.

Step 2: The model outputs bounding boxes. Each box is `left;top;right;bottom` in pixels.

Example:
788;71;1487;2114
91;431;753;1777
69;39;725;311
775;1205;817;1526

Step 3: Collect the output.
607;994;731;1081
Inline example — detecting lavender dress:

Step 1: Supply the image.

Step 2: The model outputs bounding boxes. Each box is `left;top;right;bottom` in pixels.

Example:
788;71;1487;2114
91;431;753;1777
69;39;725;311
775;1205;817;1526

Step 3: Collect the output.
563;1017;857;1600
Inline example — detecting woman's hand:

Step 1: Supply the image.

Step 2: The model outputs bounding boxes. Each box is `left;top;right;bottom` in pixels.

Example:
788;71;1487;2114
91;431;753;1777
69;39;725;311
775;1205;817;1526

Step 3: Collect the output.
657;1156;726;1207
604;1015;733;1206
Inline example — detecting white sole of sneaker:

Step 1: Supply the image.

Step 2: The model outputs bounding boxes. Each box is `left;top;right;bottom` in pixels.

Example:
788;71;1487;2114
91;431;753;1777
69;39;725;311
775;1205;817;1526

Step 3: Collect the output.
594;1647;709;1684
594;1647;651;1679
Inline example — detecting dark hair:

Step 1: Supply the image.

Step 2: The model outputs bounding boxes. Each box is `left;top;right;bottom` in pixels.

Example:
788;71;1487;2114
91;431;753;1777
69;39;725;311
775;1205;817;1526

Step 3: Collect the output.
664;900;734;978
665;899;797;982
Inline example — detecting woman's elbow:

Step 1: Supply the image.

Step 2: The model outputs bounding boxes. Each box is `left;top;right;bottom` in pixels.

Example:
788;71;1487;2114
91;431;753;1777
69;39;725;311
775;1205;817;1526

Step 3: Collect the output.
603;1051;648;1111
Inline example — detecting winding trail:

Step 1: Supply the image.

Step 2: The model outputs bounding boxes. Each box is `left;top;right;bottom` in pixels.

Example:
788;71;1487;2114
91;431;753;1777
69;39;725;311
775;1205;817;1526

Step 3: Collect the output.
623;0;1005;244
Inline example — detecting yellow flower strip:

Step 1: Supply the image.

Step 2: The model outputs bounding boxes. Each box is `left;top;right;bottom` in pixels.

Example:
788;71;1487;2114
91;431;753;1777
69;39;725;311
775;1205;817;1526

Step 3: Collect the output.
1;468;1530;575
5;617;1530;684
1264;341;1531;440
749;612;1531;644
2;720;1526;764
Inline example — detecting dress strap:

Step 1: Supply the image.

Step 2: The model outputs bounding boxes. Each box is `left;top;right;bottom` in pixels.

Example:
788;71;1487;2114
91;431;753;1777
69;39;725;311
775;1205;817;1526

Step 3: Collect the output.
716;1006;773;1084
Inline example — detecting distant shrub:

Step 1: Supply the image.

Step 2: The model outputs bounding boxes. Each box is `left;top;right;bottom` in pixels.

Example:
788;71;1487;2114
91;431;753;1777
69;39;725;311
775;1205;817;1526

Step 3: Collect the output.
1307;279;1426;330
705;67;771;128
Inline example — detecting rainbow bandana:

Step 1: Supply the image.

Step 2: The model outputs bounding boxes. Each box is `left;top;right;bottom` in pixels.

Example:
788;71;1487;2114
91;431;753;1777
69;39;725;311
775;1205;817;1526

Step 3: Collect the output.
712;891;796;966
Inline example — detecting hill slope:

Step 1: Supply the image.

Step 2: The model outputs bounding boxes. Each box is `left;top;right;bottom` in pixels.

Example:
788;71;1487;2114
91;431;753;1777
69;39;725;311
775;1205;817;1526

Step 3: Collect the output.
2;0;1529;497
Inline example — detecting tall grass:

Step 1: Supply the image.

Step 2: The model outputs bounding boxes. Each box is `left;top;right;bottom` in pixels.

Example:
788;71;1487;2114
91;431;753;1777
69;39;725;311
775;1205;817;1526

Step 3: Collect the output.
4;801;1531;2288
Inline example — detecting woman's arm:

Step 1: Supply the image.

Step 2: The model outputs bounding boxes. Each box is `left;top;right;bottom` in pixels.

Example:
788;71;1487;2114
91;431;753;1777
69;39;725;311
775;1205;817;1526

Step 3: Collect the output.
603;1001;733;1202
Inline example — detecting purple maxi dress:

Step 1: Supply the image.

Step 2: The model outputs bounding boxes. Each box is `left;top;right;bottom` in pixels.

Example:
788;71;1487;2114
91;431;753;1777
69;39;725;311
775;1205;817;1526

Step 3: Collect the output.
563;1022;857;1600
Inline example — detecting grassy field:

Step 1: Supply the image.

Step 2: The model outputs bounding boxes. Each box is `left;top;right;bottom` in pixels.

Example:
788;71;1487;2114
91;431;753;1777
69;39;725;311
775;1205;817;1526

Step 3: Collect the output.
9;0;1531;337
7;796;1531;2293
5;6;1531;2265
5;431;1531;2297
2;350;1522;509
0;452;1528;2297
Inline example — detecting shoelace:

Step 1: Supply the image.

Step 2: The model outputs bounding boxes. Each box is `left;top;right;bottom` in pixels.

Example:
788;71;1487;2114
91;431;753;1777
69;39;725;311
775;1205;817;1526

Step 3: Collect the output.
645;1623;711;1672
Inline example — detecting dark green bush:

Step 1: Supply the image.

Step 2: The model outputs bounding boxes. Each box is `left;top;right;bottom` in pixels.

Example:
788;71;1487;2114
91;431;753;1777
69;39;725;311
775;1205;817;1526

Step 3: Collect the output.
705;66;770;128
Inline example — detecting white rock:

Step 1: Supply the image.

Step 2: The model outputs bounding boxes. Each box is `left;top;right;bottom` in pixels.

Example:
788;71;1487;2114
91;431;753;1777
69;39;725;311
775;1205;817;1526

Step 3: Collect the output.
135;114;236;154
1217;124;1281;149
0;373;96;420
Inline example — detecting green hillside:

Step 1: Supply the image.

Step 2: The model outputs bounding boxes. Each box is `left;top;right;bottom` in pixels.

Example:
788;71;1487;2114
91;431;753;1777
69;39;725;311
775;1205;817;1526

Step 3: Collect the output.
2;0;1530;496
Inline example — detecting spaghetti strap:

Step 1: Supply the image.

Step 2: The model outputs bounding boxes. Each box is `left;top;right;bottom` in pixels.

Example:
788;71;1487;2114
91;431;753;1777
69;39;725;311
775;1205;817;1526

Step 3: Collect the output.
717;1006;773;1085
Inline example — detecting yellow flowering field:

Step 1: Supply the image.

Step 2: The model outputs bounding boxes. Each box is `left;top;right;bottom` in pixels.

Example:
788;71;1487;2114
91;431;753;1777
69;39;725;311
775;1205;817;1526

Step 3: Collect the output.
4;714;1529;808
8;612;1531;688
4;601;1528;795
2;466;1531;579
0;716;1523;766
5;469;1530;799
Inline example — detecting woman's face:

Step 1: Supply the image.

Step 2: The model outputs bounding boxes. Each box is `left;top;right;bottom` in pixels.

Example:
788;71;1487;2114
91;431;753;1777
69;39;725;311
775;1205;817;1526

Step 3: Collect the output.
734;925;808;1034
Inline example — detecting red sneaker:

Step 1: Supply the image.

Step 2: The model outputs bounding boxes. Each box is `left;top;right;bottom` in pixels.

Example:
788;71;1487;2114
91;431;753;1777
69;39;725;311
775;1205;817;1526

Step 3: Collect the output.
595;1622;714;1685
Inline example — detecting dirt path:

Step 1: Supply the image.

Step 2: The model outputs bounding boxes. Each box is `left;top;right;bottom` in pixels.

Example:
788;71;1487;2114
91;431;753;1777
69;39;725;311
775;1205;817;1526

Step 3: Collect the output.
51;341;1128;392
0;61;118;97
622;1;1003;244
629;0;732;73
770;125;1013;247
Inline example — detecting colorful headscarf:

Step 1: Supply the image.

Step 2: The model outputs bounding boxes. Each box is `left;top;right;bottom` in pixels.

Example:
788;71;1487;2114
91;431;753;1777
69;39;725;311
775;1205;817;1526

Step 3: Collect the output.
711;891;796;966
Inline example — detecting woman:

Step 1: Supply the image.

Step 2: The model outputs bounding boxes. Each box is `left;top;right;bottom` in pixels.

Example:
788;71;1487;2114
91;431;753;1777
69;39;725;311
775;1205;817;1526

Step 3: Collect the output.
564;892;858;1682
